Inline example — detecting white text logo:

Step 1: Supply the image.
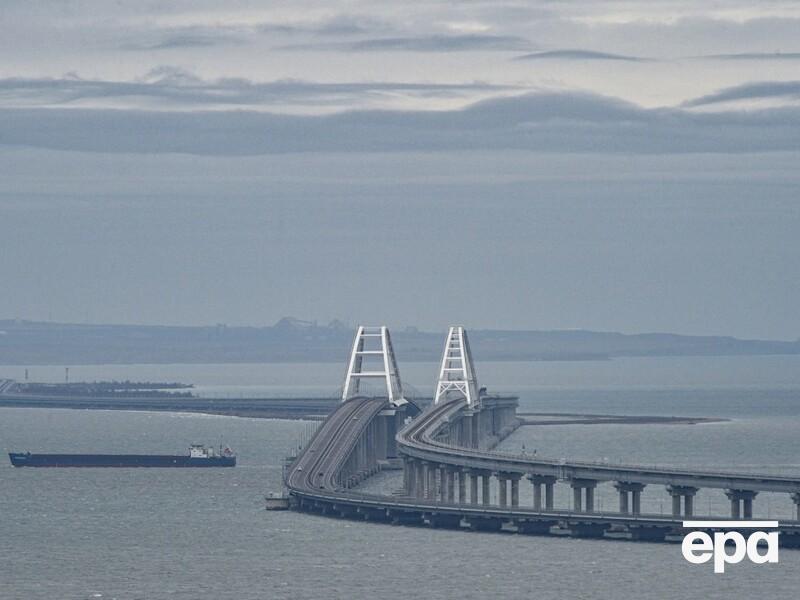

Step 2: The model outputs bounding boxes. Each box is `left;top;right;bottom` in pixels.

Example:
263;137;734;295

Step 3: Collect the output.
682;521;779;573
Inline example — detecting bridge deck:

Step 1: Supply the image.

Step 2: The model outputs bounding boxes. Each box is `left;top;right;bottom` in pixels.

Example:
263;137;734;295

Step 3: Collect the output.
398;398;800;494
285;395;800;545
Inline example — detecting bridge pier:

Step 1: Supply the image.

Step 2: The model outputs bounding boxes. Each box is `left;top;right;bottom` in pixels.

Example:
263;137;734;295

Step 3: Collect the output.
421;461;433;500
570;479;598;513
666;485;698;517
446;467;456;503
457;469;467;503
467;469;479;504
413;460;424;498
792;492;800;520
437;465;446;502
725;489;758;519
497;473;508;507
384;411;397;458
404;457;417;497
614;481;646;515
528;474;556;511
481;471;491;505
510;474;521;507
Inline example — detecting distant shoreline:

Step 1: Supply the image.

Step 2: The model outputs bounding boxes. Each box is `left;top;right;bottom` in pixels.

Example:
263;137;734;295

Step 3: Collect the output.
4;353;800;367
0;396;728;426
0;390;339;421
2;318;798;365
517;413;728;426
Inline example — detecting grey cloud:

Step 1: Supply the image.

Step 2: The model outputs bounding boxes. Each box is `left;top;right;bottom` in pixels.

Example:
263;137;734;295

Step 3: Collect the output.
119;16;395;51
1;92;798;156
119;26;252;51
684;81;800;106
259;15;395;37
0;72;514;109
278;34;533;52
701;52;800;61
514;49;646;62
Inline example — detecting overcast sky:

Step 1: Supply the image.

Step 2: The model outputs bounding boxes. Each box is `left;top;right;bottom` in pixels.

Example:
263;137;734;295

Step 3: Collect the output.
1;1;799;339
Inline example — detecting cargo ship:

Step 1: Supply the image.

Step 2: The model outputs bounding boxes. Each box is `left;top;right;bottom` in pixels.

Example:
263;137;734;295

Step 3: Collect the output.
8;444;236;468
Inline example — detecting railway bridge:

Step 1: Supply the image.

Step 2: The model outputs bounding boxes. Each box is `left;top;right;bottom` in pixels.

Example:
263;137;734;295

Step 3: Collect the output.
285;326;800;546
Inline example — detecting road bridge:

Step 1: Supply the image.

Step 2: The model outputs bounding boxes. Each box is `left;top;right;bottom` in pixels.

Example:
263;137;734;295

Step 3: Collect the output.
284;326;800;546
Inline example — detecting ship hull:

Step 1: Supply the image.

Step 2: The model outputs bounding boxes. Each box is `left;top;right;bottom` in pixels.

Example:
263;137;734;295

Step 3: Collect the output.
9;453;235;468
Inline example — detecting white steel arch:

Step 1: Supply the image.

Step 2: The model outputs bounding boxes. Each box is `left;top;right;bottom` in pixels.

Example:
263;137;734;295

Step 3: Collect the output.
434;326;480;407
342;326;406;406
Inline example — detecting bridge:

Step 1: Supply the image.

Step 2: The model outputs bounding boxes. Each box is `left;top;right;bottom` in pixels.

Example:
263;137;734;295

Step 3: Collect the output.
285;326;800;545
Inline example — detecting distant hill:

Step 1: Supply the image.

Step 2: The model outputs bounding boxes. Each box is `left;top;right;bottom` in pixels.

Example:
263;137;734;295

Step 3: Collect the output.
0;318;798;365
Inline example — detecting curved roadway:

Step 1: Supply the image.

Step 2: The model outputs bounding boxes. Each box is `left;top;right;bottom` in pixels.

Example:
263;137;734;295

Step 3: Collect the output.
285;396;800;533
397;397;800;494
286;397;387;495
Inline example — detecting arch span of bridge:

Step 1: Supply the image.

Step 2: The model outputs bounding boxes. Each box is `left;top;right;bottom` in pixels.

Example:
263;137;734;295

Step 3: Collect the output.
284;326;800;546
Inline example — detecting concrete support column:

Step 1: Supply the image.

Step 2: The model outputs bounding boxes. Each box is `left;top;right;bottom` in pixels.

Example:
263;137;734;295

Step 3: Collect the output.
728;493;740;519
446;468;456;503
385;412;397;458
667;485;699;517
585;486;595;512
481;472;491;506
570;479;598;513
510;474;521;508
685;494;694;517
527;475;556;511
458;469;466;503
373;419;381;462
469;470;479;505
683;489;697;517
618;489;629;513
743;498;754;519
367;422;374;466
532;482;542;510
791;492;800;521
378;416;388;460
439;465;448;501
497;474;508;507
416;461;426;498
614;482;646;515
545;482;554;510
424;462;435;500
573;486;582;512
725;489;758;519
